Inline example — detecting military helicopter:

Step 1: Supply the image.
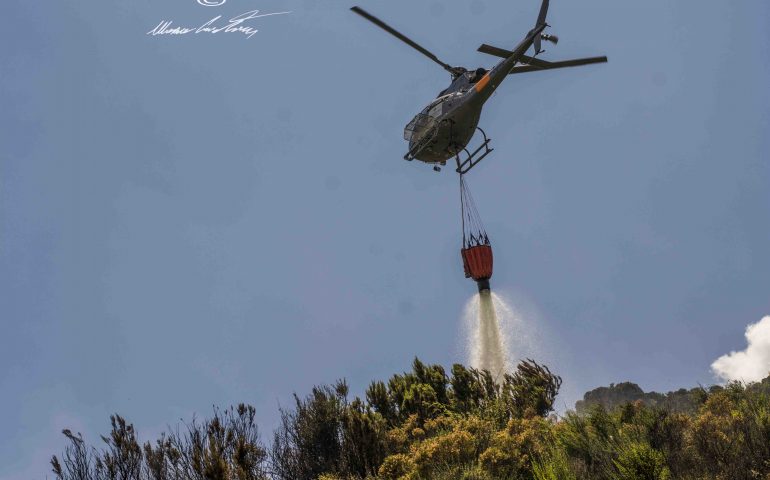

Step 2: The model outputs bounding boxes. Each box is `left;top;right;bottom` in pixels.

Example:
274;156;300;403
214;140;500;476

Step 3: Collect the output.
351;0;607;173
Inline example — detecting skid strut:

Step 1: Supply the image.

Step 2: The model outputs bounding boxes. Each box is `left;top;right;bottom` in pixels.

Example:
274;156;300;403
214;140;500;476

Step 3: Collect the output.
455;127;493;174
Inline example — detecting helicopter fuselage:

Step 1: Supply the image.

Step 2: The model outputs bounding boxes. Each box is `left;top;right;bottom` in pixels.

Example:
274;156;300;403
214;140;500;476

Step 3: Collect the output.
405;24;546;164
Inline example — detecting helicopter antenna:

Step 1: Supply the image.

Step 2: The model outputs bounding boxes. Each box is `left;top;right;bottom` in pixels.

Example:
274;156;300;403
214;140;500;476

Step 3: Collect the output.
350;6;465;77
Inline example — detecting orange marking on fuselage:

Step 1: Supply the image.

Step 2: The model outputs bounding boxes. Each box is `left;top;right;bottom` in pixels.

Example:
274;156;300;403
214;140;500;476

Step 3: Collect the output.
474;73;490;92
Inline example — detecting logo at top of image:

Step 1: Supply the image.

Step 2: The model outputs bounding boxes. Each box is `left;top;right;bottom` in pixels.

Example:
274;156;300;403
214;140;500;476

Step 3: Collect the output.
198;0;226;6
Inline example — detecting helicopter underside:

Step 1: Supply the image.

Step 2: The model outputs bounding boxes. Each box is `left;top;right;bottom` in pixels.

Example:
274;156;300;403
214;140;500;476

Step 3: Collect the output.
408;111;481;164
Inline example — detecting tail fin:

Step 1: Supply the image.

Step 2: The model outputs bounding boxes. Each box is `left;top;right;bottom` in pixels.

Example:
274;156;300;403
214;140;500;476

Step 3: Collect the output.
535;0;549;26
533;0;549;54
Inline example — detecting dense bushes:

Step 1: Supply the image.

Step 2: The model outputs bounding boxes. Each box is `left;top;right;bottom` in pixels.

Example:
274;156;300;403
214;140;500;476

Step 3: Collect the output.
52;359;770;480
539;385;770;480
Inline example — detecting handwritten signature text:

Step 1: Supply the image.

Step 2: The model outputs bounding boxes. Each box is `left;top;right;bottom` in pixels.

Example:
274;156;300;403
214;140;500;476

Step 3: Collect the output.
147;9;291;39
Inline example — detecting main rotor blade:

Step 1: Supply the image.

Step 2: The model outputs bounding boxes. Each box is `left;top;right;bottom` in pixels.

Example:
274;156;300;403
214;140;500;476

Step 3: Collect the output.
350;6;457;74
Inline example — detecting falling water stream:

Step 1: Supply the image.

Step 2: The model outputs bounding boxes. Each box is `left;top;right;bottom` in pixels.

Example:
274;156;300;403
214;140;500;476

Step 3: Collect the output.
477;290;507;377
463;290;527;381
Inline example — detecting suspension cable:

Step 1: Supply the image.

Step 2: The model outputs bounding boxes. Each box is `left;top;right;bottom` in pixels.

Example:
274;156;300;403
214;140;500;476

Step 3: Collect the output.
460;175;489;249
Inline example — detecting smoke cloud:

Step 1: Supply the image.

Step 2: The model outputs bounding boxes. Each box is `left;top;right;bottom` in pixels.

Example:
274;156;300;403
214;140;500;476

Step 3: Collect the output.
711;316;770;383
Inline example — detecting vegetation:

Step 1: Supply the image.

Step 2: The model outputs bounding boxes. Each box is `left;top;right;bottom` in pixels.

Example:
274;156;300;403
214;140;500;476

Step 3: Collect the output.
574;382;707;415
52;359;770;480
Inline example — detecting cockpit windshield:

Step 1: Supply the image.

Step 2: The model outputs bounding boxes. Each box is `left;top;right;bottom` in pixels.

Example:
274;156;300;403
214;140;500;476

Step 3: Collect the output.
424;92;462;116
404;113;434;142
404;91;462;142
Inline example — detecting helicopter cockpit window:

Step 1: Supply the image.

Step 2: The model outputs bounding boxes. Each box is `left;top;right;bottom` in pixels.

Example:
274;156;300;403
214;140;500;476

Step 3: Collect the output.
421;100;442;118
404;113;436;142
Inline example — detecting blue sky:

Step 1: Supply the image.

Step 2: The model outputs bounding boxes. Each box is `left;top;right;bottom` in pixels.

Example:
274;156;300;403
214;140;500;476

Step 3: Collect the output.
1;0;769;477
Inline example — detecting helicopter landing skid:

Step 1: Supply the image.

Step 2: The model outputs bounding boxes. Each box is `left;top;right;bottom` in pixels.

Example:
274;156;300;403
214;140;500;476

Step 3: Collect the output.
454;127;493;175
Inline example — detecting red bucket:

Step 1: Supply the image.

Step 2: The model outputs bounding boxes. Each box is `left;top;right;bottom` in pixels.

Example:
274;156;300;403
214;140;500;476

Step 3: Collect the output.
461;244;493;281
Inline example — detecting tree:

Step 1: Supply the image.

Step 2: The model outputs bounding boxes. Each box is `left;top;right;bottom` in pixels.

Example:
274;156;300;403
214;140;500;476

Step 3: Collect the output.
271;382;348;480
52;406;268;480
503;359;562;418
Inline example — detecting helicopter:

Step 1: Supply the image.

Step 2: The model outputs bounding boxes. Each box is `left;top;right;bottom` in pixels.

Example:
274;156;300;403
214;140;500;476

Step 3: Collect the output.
351;0;607;174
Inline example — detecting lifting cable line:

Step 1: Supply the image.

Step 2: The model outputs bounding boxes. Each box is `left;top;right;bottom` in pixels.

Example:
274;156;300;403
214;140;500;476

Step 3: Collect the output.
460;175;488;248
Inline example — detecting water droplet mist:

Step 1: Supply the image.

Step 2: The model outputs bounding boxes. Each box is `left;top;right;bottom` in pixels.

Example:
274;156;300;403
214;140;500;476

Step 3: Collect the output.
463;291;525;381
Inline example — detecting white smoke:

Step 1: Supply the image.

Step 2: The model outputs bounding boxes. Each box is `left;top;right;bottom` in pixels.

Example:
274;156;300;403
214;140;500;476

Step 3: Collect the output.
711;316;770;383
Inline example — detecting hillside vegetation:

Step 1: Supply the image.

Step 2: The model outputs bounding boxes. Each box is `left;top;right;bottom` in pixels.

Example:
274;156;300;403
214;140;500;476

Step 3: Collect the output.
52;359;770;480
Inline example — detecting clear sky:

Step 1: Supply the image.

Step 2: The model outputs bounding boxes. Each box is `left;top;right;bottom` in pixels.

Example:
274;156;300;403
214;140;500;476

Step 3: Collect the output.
1;0;768;477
